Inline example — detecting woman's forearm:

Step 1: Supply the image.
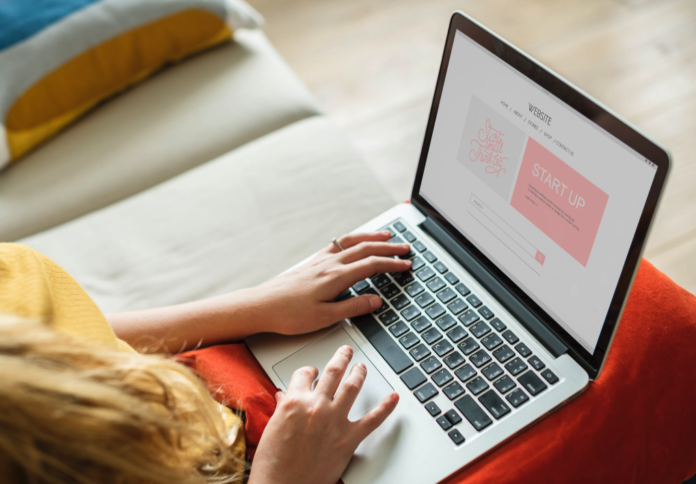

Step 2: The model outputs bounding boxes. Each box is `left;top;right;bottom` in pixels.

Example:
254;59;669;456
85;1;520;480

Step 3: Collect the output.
107;288;270;354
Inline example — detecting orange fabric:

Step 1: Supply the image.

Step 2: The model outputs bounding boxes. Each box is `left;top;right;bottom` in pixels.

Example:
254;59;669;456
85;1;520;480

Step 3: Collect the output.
182;259;696;482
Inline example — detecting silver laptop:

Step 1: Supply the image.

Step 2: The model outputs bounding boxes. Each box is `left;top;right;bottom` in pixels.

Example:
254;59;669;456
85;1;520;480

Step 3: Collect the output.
246;12;670;484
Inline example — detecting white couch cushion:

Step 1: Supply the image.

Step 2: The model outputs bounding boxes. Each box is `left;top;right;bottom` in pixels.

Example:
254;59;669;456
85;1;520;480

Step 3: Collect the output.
20;117;395;313
0;30;320;242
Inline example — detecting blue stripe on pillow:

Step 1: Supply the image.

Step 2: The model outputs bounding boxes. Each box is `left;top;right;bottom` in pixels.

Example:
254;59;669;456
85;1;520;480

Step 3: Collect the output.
0;0;103;50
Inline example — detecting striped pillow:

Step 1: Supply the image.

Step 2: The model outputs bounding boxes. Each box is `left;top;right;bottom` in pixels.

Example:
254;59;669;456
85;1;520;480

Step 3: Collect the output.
0;0;263;169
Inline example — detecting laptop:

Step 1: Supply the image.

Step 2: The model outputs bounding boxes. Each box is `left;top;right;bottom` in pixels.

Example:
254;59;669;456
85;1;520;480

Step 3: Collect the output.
246;11;671;484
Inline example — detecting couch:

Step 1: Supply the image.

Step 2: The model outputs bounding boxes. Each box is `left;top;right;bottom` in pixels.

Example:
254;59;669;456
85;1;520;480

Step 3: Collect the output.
0;30;394;312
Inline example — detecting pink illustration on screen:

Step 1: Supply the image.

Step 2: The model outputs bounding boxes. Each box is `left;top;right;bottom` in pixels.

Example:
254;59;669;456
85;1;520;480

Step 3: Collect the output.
469;119;508;177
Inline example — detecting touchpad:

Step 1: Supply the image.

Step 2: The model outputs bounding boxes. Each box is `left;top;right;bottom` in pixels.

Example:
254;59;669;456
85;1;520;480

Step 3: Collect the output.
272;326;394;421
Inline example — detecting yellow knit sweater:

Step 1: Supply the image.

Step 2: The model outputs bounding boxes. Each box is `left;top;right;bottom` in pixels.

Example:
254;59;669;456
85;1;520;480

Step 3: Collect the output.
0;243;246;472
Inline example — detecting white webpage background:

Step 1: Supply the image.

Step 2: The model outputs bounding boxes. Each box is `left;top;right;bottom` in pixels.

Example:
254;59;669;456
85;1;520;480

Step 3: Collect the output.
420;32;656;352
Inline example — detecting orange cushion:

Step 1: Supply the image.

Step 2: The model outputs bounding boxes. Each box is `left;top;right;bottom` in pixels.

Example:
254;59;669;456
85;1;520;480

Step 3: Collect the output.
180;259;696;482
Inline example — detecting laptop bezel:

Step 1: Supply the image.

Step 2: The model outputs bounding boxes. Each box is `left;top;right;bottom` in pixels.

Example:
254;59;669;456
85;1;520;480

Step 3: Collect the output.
410;12;671;380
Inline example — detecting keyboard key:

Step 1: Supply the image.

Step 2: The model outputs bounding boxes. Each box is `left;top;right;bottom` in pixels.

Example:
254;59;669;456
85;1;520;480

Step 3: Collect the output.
388;236;404;244
403;230;416;242
385;227;396;238
393;272;415;287
502;330;519;345
379;310;399;326
455;364;477;382
490;317;507;332
425;401;441;417
413;240;427;253
400;367;427;389
373;300;389;314
479;390;511;420
541;369;559;384
448;428;466;445
470;322;491;338
433;340;454;357
416;267;436;282
336;289;353;301
398;249;415;260
443;382;465;400
414;382;438;403
436;314;457;332
515;342;532;357
478;306;494;320
482;362;504;381
455;395;492;431
353;314;413;374
389;320;409;337
399;332;420;349
391;294;410;310
466;294;482;308
458;310;480;327
409;343;431;361
528;355;545;371
493;375;516;394
393;221;407;233
352;280;370;294
437;415;452;430
371;273;391;289
411;316;432;333
505;357;528;376
445;409;462;425
426;277;446;293
437;287;457;304
445;273;459;285
422;328;442;345
506;388;529;408
420;356;442;374
455;283;471;296
401;305;422;322
411;257;425;271
432;369;453;387
481;333;503;351
447;298;468;315
415;292;435;308
458;337;480;355
443;351;465;369
493;344;515;363
466;376;489;396
426;303;446;320
447;325;468;343
434;261;449;274
423;251;438;263
405;282;425;297
470;350;492;368
380;283;400;299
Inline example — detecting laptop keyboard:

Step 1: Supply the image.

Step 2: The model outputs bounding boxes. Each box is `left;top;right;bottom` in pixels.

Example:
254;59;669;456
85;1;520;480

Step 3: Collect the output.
340;219;561;446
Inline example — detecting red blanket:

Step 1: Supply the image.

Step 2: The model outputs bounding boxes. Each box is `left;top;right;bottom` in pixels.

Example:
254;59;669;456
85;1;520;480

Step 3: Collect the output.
179;259;696;483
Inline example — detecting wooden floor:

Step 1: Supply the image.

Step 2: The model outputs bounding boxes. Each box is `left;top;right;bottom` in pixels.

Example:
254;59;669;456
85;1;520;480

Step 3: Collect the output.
253;0;696;294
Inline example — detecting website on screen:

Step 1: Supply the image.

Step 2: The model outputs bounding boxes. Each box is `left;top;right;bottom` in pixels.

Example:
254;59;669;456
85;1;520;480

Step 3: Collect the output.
420;32;657;352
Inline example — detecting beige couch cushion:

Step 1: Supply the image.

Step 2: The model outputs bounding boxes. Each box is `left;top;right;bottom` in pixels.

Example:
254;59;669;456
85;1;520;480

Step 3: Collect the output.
0;30;320;242
20;117;395;313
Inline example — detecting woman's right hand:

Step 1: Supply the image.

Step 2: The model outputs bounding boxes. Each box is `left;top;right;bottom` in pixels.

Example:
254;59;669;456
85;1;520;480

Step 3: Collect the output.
248;345;399;484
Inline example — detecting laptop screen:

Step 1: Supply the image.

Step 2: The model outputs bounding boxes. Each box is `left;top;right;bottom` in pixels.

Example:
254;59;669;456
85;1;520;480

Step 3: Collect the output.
419;31;658;353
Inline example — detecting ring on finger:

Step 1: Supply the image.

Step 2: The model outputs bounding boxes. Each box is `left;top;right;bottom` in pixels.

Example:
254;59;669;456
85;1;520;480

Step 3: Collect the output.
331;237;345;251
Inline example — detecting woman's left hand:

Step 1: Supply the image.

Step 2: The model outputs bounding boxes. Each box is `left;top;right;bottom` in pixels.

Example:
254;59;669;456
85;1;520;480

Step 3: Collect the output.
248;231;412;335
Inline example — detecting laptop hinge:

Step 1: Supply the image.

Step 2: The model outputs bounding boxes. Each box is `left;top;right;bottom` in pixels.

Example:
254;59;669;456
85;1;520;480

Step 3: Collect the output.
419;216;568;358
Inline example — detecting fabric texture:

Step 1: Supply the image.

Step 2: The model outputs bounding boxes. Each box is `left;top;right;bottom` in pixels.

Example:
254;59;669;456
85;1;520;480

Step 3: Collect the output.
0;0;263;167
1;30;320;242
181;259;696;483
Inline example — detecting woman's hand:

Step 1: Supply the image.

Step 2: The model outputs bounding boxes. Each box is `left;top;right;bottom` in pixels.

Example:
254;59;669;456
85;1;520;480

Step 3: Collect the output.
248;231;411;335
249;345;399;484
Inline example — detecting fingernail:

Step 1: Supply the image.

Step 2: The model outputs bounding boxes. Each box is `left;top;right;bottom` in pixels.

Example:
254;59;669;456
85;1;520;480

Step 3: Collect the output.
369;295;382;310
381;230;391;235
342;345;353;355
357;363;367;372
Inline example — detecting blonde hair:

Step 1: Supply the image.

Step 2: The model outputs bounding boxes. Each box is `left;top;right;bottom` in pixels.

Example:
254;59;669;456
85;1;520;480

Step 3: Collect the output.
0;315;245;484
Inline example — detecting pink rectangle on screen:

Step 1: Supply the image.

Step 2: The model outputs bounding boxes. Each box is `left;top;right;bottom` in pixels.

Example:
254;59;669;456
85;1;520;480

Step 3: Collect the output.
535;251;546;265
510;138;609;267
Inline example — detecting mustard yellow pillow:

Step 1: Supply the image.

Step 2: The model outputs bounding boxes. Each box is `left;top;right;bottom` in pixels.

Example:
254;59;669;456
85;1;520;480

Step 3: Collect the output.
0;0;263;168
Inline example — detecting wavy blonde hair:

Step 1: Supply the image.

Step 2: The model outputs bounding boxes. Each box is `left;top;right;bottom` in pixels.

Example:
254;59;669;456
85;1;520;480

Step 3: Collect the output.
0;315;245;484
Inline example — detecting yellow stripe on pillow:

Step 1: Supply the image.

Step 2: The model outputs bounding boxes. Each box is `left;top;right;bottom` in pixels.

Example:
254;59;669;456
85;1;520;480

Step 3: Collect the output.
6;9;232;159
